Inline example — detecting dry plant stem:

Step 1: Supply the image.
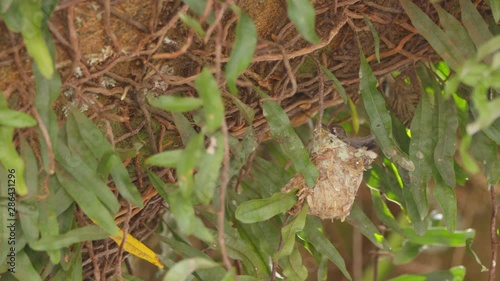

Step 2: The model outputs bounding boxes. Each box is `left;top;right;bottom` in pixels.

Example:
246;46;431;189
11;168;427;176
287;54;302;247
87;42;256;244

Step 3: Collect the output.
31;107;56;174
67;6;83;79
218;119;233;273
489;184;498;281
223;16;348;63
135;91;158;153
204;1;228;43
116;203;132;281
87;241;102;281
312;56;325;135
151;33;194;59
102;0;121;53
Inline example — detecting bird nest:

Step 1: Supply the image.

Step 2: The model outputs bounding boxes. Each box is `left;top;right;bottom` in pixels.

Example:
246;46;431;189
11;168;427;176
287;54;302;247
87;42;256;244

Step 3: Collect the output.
0;0;492;279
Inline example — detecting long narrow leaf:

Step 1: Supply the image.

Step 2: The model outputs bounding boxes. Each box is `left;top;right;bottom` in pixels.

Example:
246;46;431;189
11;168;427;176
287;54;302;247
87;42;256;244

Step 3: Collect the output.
286;0;320;44
225;11;257;94
301;217;352;280
409;88;434;218
399;0;462;70
235;190;297;223
274;204;308;261
195;68;224;133
259;88;318;186
433;92;458;188
56;168;119;235
359;51;414;171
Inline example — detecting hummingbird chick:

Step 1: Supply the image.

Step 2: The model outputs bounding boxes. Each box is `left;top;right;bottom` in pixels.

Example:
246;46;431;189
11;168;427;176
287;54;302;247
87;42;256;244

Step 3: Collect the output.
330;125;376;150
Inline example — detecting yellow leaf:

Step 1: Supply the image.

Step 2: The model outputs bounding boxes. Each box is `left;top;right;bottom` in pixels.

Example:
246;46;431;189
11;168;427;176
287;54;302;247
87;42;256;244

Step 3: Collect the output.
110;229;165;268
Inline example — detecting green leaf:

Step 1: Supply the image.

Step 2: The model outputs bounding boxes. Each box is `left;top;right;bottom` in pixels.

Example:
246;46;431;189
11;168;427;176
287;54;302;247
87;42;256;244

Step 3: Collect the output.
147;170;175;202
399;0;462;70
433;92;458;188
195;68;224;133
159;237;226;280
235;190;297;223
281;244;308;281
347;97;360;134
459;0;493;58
433;3;476;60
465;239;488;272
0;0;14;13
182;0;213;23
433;176;457;233
0;126;28;195
359;51;414;171
388;266;465;281
172;112;197;147
146;149;183;167
370;189;403;235
259;88;318;186
69;109;115;158
147;94;203;112
163;258;218;281
409;89;433;218
362;14;380;63
33;52;61;172
179;13;205;37
11;250;42;281
485;0;500;23
52;242;82;281
458;135;479;174
176;133;204;197
393;242;423;265
470;131;500;184
222;221;269;278
37;174;60;263
301;217;352;280
286;0;320;44
229;95;255;124
54;139;120;215
274;204;308;261
402;227;473;246
225;11;257;94
30;225;109;251
98;152;143;207
194;132;224;204
346;204;388;250
229;128;258;179
56;168;119;235
0;108;36;128
24;29;54;79
321;66;348;104
65;112;97;169
19;138;40;242
168;190;213;243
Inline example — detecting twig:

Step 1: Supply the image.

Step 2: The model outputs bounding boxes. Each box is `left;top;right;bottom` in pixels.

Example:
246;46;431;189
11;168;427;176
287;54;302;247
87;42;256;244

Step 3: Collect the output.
31;107;56;174
150;33;194;59
87;241;102;281
218;119;233;272
115;202;133;281
135;90;158;153
312;56;325;134
222;16;348;63
489;184;498;281
102;0;121;53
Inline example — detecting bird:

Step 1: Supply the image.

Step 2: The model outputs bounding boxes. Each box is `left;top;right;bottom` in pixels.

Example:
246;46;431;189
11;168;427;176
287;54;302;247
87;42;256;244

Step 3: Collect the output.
329;125;377;150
